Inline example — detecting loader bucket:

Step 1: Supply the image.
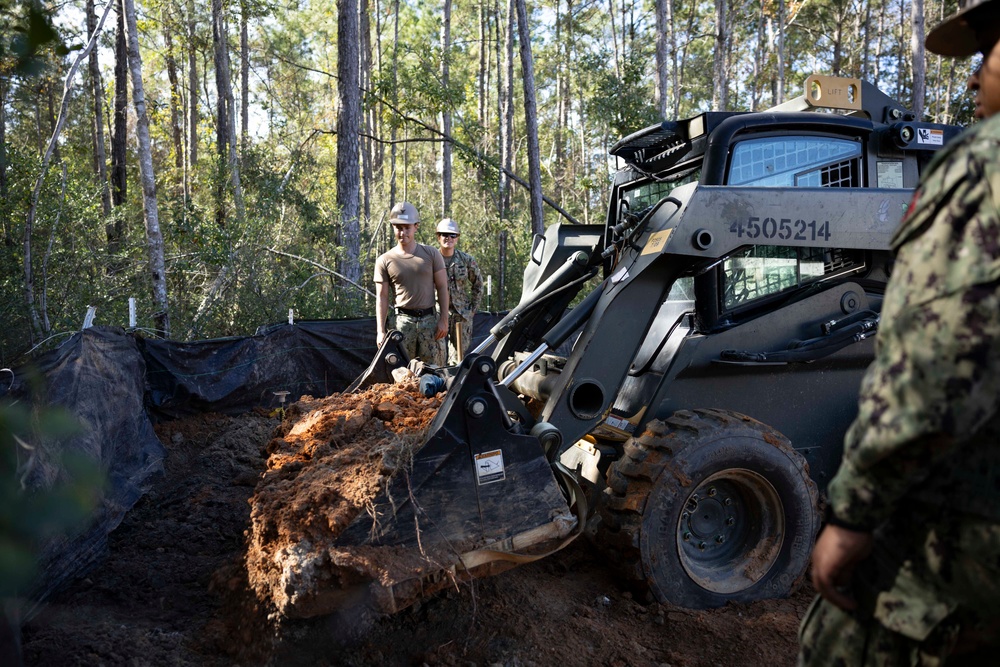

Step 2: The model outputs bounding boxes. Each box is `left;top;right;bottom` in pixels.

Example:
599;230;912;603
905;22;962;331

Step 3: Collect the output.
346;329;409;393
270;354;577;617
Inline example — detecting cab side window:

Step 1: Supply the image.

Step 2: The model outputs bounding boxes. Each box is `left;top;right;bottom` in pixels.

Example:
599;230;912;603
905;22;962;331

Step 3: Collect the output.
722;246;864;311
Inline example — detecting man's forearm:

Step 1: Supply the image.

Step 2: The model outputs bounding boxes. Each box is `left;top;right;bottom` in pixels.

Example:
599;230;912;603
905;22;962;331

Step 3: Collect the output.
375;285;389;340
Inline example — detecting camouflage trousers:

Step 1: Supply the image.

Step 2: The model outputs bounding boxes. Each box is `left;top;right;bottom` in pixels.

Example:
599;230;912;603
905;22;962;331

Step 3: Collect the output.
798;514;1000;667
446;314;474;365
396;312;445;366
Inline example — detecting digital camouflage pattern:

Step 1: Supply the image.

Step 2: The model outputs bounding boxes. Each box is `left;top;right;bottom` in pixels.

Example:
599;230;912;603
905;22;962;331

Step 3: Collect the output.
798;114;1000;665
395;312;445;366
444;249;482;363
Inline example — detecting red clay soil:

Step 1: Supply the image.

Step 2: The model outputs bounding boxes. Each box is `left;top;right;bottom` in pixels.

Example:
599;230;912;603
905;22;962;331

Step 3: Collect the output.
246;379;450;621
20;382;812;667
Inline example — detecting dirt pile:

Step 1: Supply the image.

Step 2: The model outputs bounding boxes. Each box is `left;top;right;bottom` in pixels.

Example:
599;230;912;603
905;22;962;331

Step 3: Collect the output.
246;380;445;619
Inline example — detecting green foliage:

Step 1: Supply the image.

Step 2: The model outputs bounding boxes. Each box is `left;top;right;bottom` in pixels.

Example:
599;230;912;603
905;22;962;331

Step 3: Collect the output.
0;0;68;77
0;0;978;361
0;397;102;600
581;49;660;141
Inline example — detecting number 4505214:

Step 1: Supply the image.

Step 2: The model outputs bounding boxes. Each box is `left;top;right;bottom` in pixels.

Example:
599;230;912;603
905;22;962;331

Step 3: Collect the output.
730;216;832;242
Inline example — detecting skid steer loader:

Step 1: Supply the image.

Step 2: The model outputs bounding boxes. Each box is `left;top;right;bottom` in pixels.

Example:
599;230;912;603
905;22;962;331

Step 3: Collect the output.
335;75;961;614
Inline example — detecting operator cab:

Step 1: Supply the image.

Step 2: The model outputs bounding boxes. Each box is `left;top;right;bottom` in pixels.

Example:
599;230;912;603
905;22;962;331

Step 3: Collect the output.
606;74;960;336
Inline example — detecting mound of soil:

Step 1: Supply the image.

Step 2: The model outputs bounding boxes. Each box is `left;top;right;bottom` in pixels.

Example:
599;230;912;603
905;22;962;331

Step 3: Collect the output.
20;383;811;666
247;379;445;619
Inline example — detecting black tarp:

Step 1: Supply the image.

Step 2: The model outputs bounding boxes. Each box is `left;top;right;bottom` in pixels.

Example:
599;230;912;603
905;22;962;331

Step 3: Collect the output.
4;327;166;615
142;313;505;419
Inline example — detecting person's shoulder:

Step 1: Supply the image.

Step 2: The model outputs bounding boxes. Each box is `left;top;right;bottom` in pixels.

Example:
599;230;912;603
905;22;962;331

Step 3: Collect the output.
964;115;1000;164
928;117;1000;194
415;242;441;256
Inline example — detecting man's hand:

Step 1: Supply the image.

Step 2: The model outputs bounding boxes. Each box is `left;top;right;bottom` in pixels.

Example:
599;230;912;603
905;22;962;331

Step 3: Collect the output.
376;330;385;346
435;316;448;340
811;524;874;611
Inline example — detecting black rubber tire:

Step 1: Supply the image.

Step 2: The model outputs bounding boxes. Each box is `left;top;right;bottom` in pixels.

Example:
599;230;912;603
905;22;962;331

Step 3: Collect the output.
595;408;819;609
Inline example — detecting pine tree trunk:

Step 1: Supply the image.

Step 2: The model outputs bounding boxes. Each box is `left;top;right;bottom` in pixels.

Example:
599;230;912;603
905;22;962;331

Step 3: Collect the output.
774;0;785;104
678;1;697;116
110;0;128;245
832;8;844;76
500;0;514;219
873;0;886;88
360;0;373;223
514;0;544;236
862;0;873;79
123;0;170;335
87;0;111;216
476;1;488;188
478;2;488;134
336;0;362;285
163;9;185;174
655;0;668;118
240;1;249;150
608;0;620;80
213;0;228;227
910;0;926;118
188;0;199;167
212;0;245;226
565;0;577;190
712;0;728;110
389;0;400;205
752;4;764;110
440;0;453;218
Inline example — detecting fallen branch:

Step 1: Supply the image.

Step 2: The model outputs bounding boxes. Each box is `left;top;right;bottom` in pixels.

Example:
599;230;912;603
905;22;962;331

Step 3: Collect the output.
264;247;375;298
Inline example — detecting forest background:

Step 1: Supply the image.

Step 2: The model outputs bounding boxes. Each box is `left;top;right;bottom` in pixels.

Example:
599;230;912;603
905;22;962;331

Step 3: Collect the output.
0;0;979;366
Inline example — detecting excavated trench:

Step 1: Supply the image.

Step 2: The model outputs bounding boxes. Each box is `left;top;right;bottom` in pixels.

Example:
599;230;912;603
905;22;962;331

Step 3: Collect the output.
21;380;810;667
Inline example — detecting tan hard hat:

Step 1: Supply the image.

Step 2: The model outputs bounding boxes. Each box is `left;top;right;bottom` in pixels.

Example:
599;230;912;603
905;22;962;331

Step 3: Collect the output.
389;202;419;225
926;0;1000;56
437;218;460;235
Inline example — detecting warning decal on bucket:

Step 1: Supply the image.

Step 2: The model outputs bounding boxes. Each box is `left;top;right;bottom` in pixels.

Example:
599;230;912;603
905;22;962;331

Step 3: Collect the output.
475;449;506;485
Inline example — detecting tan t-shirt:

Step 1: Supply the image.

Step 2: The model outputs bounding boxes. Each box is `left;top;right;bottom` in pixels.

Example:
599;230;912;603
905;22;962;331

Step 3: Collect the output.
374;243;445;310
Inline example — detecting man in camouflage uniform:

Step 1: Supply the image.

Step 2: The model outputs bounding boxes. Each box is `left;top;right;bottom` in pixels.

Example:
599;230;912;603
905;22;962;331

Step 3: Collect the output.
799;3;1000;665
436;218;483;364
374;202;449;366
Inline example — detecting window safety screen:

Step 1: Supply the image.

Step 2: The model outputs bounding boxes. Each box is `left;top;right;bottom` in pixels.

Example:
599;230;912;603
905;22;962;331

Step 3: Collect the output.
621;169;700;211
728;137;861;187
722;246;864;310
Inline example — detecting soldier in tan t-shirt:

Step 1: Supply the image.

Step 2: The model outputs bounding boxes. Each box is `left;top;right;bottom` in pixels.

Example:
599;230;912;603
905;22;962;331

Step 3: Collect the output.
374;202;449;365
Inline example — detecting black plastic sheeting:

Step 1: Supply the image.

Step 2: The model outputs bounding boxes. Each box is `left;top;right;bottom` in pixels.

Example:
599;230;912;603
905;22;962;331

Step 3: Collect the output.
2;313;506;613
3;327;166;617
142;313;505;419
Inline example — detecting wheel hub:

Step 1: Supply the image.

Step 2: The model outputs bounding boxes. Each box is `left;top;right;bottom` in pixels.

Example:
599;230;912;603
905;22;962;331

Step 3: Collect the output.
677;469;784;594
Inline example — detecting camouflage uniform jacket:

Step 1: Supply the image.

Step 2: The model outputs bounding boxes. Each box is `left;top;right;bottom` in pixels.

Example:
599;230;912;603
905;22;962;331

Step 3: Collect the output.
823;114;1000;637
444;249;483;323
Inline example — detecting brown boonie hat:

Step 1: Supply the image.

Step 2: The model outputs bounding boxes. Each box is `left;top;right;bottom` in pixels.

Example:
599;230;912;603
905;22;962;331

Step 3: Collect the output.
390;202;419;225
926;0;1000;56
